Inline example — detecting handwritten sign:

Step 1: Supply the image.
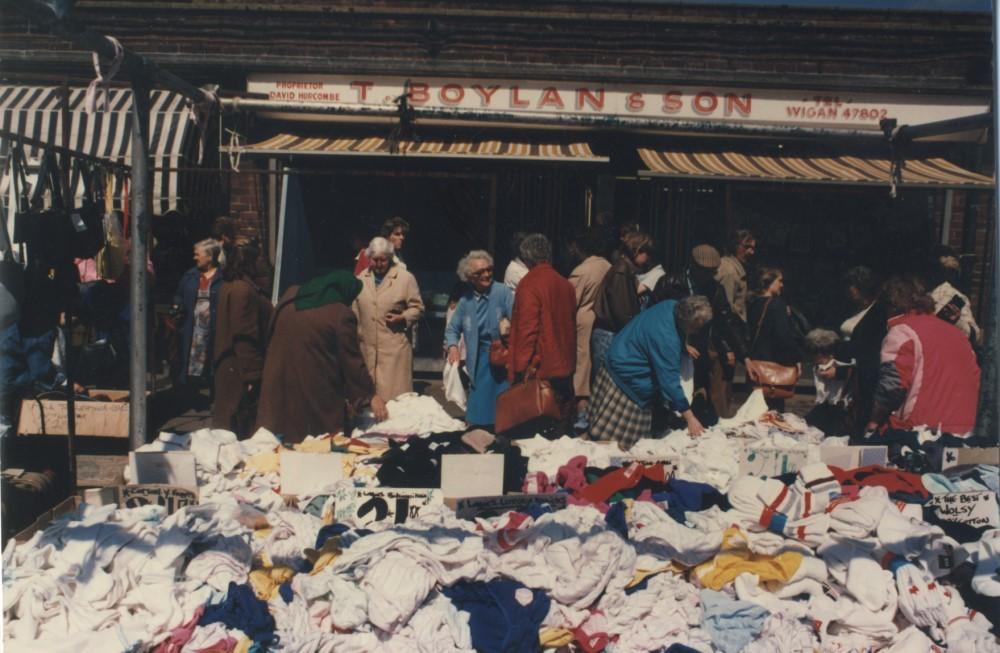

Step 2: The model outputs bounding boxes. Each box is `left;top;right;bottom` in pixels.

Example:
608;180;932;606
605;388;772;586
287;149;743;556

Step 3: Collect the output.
279;451;344;496
18;399;130;437
334;487;442;526
739;447;809;478
441;454;504;499
119;485;198;514
926;492;998;528
455;493;568;520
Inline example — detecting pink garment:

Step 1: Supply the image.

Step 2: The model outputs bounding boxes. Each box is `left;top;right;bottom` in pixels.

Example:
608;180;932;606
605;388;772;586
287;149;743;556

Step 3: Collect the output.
154;606;205;653
556;455;588;492
76;258;101;283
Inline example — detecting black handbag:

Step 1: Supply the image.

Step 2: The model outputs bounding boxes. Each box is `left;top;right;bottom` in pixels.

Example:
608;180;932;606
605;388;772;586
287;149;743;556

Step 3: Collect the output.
25;150;77;267
69;161;106;259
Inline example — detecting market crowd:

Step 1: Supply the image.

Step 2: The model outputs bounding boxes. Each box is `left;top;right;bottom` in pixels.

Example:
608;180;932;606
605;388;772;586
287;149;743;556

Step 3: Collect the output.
162;216;985;451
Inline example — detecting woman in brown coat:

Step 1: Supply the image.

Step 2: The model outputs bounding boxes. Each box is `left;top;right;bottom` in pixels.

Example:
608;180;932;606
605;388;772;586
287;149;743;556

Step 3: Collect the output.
353;237;425;401
212;241;273;437
256;270;388;443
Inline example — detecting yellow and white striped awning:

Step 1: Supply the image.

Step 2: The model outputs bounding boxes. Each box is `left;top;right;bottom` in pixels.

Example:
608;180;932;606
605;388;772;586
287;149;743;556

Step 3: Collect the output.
242;134;607;162
638;148;993;189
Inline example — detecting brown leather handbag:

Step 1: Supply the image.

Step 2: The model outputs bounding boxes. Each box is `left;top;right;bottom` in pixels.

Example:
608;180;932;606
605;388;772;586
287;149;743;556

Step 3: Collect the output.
749;298;800;399
495;369;562;434
488;337;510;369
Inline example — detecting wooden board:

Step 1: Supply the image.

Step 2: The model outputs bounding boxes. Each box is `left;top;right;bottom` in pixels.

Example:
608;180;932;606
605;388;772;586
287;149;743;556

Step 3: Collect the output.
18;392;131;438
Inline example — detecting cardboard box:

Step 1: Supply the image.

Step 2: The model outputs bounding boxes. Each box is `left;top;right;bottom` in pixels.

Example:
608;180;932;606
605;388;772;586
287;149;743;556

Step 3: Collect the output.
941;447;999;471
739;447;809;478
818;446;888;469
14;495;82;543
17;390;132;438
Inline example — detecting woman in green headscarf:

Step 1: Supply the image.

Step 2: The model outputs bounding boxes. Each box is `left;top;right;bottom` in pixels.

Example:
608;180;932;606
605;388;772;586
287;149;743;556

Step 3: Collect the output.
256;268;388;443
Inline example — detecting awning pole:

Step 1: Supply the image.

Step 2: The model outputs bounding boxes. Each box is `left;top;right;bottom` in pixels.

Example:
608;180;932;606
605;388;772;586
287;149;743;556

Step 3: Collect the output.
129;81;151;450
978;2;999;439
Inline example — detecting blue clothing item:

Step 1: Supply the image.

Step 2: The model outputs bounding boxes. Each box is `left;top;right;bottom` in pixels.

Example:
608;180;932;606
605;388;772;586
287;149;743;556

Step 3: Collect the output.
700;589;769;653
652;478;729;524
466;339;509;426
442;580;550;653
173;266;222;381
604;501;628;540
590;327;615;378
199;582;277;646
0;323;61;438
663;645;702;653
278;582;294;604
605;299;689;411
444;281;514;389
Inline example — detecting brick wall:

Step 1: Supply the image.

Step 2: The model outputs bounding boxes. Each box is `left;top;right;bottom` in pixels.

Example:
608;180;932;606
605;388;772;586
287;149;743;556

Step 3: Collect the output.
940;189;995;322
226;161;269;250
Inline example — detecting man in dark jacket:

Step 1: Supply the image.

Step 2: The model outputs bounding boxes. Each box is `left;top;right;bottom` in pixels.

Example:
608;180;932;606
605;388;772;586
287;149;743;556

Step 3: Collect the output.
657;244;750;422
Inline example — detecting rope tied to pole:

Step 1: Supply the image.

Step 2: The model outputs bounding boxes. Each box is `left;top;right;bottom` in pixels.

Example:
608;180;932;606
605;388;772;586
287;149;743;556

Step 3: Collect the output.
84;35;124;114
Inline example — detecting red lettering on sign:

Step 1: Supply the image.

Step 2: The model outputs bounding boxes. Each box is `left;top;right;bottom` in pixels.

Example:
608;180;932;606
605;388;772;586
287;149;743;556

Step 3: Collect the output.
472;84;501;106
439;83;465;105
538;87;565;109
351;81;374;102
626;92;645;112
725;93;751;117
408;83;430;105
662;91;683;114
576;88;605;111
693;92;718;115
510;86;530;108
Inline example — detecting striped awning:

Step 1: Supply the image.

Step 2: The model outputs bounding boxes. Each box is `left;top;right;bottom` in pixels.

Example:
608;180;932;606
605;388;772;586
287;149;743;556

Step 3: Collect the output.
638;149;993;189
242;133;607;162
0;85;199;215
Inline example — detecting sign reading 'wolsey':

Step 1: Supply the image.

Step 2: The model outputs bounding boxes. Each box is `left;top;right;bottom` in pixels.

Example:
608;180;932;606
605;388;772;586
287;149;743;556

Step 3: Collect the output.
247;74;988;129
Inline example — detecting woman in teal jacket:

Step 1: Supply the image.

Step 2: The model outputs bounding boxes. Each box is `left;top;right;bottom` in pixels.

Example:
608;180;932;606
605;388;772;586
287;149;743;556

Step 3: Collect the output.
445;250;515;428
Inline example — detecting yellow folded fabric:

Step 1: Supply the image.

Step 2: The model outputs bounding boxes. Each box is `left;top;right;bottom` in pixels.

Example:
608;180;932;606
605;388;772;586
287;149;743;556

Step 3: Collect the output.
246;451;280;474
233;637;252;653
693;527;802;591
626;563;684;589
249;566;296;600
294;436;332;453
539;627;574;648
305;537;344;574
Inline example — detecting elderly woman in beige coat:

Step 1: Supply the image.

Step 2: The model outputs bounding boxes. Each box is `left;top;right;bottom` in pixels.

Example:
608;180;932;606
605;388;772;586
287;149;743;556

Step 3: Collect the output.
354;237;425;400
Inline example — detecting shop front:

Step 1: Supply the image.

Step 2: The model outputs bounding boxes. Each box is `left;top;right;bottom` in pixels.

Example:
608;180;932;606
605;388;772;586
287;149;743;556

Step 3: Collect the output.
225;73;992;368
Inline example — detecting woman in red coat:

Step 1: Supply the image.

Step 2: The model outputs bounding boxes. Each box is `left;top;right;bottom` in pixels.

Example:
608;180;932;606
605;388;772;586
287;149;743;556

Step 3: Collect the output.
506;233;578;435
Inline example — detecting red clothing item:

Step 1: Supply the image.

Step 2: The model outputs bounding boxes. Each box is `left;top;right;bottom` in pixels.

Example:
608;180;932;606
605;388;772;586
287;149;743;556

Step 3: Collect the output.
507;262;577;383
830;464;928;499
353;248;369;277
880;312;980;435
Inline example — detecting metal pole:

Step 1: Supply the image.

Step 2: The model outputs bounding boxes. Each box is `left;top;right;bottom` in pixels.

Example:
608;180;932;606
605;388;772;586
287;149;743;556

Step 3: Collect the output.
129;81;151;450
977;0;999;439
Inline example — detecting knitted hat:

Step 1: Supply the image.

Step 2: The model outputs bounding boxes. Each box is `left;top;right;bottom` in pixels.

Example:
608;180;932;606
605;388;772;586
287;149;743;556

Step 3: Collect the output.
691;244;722;269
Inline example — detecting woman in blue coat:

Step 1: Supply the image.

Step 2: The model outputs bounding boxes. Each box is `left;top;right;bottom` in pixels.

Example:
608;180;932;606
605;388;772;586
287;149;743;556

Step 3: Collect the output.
444;250;515;428
173;238;223;391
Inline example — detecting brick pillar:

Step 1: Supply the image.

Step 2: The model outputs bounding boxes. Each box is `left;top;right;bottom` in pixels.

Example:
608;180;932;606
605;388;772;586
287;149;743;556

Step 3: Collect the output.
226;160;268;248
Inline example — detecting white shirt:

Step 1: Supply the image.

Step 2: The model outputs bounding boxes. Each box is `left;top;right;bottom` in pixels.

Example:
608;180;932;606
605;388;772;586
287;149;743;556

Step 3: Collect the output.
503;258;529;292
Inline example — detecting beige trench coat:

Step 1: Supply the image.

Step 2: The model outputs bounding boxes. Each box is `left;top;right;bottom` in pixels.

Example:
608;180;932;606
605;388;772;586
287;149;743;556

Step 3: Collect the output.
353;264;425;400
569;255;612;397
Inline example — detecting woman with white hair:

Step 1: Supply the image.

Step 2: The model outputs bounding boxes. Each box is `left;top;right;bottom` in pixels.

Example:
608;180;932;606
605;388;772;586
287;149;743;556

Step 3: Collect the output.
589;295;712;448
172;238;223;395
444;250;514;427
353;237;425;400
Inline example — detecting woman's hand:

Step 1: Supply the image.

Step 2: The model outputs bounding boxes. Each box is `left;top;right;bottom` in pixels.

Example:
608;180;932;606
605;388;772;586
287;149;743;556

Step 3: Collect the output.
685;344;700;360
682;409;705;437
370;395;389;422
447;346;460;365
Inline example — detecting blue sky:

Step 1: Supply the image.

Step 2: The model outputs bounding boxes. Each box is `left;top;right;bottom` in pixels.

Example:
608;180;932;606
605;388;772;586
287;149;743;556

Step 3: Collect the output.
673;0;989;10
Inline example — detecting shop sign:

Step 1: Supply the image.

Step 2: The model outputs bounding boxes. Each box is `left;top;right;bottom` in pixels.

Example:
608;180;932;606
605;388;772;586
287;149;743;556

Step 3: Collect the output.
926;491;999;528
334;486;443;526
248;74;987;130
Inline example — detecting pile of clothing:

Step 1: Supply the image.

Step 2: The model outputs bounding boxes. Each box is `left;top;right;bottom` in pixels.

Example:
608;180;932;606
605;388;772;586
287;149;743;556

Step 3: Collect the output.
3;393;998;652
